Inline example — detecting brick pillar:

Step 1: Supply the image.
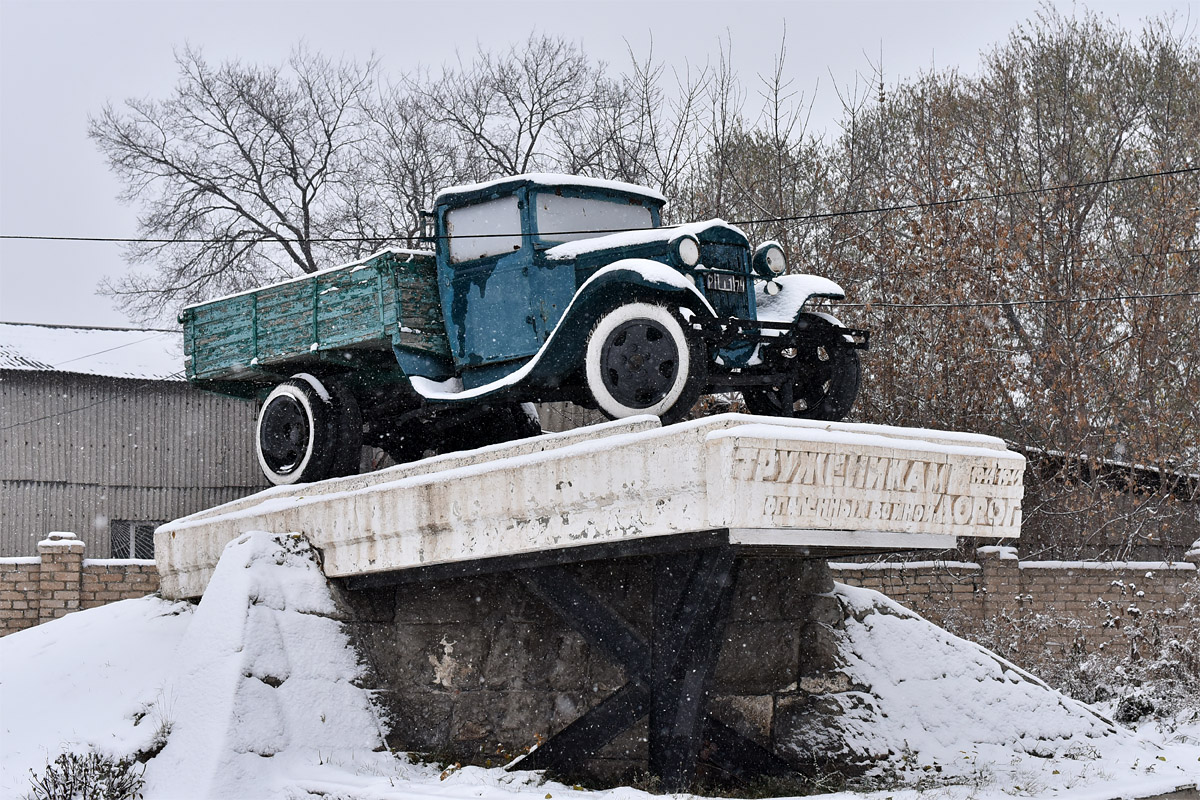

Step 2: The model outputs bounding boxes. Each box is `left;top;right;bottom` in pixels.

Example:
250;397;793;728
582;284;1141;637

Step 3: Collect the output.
37;532;84;623
977;544;1020;620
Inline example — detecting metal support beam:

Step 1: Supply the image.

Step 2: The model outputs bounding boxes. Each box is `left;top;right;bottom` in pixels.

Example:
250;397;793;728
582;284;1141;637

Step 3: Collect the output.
513;546;782;790
649;547;738;791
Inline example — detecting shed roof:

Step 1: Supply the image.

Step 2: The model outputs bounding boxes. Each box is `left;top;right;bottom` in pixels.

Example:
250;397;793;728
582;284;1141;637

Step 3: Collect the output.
0;321;184;381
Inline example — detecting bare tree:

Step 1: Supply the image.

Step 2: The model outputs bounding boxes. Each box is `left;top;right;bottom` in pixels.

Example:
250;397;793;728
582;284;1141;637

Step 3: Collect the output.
612;41;710;204
411;33;622;180
348;87;462;252
808;7;1199;557
91;46;376;320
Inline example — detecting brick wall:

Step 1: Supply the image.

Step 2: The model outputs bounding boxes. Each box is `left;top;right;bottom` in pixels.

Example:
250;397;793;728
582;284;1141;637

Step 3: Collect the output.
831;546;1200;680
0;532;160;636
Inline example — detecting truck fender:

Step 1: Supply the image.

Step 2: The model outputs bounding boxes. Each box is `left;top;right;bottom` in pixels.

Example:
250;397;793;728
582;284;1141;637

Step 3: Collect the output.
539;259;719;373
755;273;845;325
408;260;716;402
574;259;718;321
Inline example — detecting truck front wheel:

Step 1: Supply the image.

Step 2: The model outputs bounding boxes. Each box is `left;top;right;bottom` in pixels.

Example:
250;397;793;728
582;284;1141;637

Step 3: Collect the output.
584;302;706;424
255;374;351;485
742;313;861;421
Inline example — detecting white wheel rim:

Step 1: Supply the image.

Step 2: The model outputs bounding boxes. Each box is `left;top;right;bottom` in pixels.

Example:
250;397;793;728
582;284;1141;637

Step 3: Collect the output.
585;302;691;419
256;383;319;485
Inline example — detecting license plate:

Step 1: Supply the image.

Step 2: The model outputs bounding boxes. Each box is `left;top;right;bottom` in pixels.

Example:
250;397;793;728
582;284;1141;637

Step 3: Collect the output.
704;273;746;293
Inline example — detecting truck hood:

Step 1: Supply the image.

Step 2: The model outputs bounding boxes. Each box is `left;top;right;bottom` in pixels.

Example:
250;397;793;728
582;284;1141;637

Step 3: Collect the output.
544;219;749;261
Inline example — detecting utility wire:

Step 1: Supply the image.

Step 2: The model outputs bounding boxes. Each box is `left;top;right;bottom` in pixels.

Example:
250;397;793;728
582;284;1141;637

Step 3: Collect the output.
2;166;1196;429
834;289;1200;310
740;165;1200;226
4;287;1196;431
48;331;178;369
0;371;186;431
0;325;184;431
1;166;1196;245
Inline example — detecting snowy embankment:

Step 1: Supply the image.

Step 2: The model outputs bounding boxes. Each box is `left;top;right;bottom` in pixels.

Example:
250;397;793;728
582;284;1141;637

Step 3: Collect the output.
2;531;1198;800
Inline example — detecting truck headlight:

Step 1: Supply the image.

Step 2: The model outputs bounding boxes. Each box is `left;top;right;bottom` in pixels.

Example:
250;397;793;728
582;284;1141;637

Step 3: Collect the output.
753;242;786;277
673;235;701;267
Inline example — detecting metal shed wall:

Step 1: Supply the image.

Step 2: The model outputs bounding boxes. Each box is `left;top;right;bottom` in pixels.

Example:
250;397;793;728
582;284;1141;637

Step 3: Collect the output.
1;370;266;556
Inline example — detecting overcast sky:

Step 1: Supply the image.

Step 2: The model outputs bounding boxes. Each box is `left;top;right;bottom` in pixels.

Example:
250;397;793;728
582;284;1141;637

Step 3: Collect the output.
0;0;1191;329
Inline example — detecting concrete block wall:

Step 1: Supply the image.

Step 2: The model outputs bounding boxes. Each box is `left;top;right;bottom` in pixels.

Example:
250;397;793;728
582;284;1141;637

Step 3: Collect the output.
0;532;160;636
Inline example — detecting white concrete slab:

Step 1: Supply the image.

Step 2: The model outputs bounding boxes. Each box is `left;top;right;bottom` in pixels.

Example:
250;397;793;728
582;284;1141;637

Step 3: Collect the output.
156;414;1025;600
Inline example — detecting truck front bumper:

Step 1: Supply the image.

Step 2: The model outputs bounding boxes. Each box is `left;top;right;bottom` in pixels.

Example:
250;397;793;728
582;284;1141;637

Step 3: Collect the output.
694;315;870;390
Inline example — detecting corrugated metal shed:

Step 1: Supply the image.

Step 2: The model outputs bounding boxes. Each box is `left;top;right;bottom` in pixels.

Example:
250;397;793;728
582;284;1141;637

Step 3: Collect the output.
1;322;266;557
0;322;183;381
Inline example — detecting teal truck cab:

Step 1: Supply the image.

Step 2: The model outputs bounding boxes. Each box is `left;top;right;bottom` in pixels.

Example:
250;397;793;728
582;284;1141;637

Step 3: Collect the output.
181;173;869;485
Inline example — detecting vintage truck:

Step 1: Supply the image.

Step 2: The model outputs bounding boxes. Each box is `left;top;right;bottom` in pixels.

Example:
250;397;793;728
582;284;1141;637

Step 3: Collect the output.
181;173;870;485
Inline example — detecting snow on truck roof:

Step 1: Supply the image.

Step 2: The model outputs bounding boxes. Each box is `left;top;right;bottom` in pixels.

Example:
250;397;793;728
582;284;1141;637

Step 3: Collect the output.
0;321;184;381
434;173;667;205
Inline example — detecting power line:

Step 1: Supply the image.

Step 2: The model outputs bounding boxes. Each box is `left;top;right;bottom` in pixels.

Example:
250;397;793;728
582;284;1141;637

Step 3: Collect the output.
741;165;1200;226
1;166;1196;245
0;371;186;431
0;326;183;431
5;287;1195;430
49;331;177;369
834;289;1200;310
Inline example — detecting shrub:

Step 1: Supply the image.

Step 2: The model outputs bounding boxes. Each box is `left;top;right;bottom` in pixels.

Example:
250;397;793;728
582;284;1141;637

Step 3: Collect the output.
25;751;144;800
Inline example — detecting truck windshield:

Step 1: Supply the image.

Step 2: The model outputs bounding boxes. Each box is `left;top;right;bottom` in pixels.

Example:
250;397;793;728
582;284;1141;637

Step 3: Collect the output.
535;192;654;244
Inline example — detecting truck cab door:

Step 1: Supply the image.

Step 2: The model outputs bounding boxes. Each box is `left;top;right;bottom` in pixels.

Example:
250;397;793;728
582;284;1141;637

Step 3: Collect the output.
436;190;573;372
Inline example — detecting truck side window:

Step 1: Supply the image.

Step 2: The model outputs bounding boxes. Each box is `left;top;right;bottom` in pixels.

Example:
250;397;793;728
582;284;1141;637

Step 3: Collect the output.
446;195;523;264
535;193;654;244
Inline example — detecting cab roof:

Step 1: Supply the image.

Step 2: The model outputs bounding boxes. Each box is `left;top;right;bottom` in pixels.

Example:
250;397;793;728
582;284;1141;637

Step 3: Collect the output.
434;173;667;208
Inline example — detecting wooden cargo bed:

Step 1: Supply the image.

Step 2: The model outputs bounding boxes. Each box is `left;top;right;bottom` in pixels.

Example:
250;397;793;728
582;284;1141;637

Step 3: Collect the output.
181;249;448;390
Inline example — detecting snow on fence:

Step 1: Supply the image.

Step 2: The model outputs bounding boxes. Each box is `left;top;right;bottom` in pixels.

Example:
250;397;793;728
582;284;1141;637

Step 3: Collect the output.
832;545;1200;679
0;532;158;636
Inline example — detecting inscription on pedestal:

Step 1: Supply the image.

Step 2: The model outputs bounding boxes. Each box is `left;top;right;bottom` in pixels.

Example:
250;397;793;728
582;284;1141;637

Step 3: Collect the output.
725;443;1024;538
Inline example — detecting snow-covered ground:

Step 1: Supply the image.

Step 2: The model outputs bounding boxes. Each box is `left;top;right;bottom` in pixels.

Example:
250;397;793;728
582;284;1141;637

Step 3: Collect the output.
2;531;1197;800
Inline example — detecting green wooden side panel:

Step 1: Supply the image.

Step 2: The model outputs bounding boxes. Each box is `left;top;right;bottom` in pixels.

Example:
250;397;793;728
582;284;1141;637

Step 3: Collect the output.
315;265;389;350
185;294;258;381
182;250;449;384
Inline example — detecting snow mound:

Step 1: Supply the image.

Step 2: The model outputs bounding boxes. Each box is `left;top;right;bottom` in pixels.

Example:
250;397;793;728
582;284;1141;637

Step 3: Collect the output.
786;583;1153;787
4;540;1197;799
0;596;192;797
138;531;389;799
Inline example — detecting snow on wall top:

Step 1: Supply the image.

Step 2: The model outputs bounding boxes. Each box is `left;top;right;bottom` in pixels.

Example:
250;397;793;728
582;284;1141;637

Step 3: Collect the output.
0;321;184;381
434;173;667;205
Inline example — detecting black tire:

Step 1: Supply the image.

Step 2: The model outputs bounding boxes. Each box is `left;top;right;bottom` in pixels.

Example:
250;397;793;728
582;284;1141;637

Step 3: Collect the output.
255;375;340;485
325;379;363;478
584;302;706;424
742;313;861;421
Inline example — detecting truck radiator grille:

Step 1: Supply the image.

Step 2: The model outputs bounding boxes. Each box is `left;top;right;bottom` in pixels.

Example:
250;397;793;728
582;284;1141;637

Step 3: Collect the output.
699;243;751;318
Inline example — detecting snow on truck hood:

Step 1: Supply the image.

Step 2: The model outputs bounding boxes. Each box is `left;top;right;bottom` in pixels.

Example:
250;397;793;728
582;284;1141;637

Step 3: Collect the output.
545;219;749;260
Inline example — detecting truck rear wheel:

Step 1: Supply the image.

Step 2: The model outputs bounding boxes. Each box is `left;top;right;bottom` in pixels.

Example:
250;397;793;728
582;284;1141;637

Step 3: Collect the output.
255;374;356;485
325;379;363;478
584;302;705;424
